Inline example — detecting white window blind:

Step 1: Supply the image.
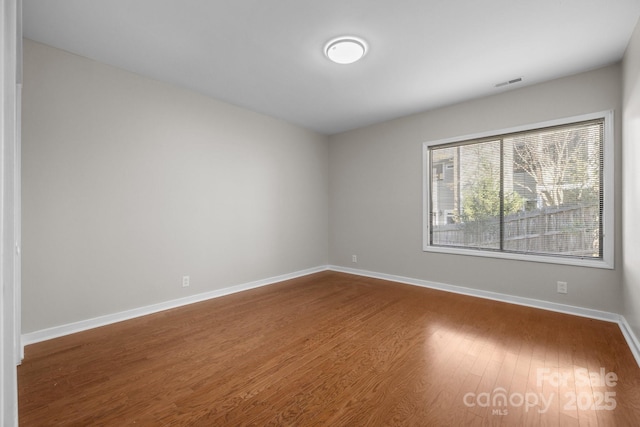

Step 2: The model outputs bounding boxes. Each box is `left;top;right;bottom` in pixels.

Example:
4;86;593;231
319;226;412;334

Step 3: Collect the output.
426;117;605;262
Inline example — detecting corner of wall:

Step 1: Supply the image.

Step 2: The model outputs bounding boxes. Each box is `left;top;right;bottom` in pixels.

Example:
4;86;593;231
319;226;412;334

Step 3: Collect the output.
622;16;640;349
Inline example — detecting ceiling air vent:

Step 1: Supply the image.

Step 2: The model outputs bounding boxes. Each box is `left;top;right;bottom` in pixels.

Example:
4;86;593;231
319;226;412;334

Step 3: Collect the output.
495;77;522;88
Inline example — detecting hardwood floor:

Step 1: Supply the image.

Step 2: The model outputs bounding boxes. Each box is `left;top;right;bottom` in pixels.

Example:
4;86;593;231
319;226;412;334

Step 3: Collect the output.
18;271;640;426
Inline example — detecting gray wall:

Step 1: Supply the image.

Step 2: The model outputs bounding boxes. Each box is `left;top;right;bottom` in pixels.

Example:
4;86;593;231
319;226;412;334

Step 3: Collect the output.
623;20;640;338
329;65;623;313
22;40;329;333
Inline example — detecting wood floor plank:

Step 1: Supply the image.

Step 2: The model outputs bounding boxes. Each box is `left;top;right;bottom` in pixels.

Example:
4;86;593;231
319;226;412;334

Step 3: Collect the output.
18;271;640;426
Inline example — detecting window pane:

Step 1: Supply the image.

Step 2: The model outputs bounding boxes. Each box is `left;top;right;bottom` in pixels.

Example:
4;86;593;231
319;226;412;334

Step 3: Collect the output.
430;140;502;250
504;122;602;257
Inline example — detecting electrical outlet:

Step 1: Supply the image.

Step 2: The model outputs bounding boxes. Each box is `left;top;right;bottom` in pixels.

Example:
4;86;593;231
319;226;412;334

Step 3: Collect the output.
352;255;357;263
557;281;568;294
182;276;190;288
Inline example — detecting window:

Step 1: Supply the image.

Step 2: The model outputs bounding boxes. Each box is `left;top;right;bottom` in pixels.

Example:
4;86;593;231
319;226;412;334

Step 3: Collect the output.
423;111;614;269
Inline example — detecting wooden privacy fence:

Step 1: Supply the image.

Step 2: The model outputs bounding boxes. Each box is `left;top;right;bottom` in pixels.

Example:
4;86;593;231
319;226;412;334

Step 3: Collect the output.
431;205;600;257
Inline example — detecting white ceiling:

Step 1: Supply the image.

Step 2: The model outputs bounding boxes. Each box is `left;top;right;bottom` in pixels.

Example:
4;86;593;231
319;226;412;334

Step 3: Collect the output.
22;0;640;135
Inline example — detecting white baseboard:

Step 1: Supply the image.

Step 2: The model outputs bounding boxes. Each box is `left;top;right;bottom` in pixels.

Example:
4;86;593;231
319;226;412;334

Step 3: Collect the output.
328;265;640;368
618;316;640;368
21;263;640;369
21;266;328;349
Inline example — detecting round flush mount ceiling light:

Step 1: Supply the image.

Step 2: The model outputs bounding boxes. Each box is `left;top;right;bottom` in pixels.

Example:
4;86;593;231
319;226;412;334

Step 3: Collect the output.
325;37;367;64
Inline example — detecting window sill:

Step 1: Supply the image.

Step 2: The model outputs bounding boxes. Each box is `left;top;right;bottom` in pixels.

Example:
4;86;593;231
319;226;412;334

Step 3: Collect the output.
422;245;614;269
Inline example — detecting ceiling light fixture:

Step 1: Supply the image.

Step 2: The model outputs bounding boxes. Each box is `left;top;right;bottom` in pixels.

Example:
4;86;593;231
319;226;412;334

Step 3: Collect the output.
325;37;367;64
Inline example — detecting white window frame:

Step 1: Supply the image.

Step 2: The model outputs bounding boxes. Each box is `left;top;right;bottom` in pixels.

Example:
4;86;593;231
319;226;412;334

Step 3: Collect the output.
422;110;614;269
